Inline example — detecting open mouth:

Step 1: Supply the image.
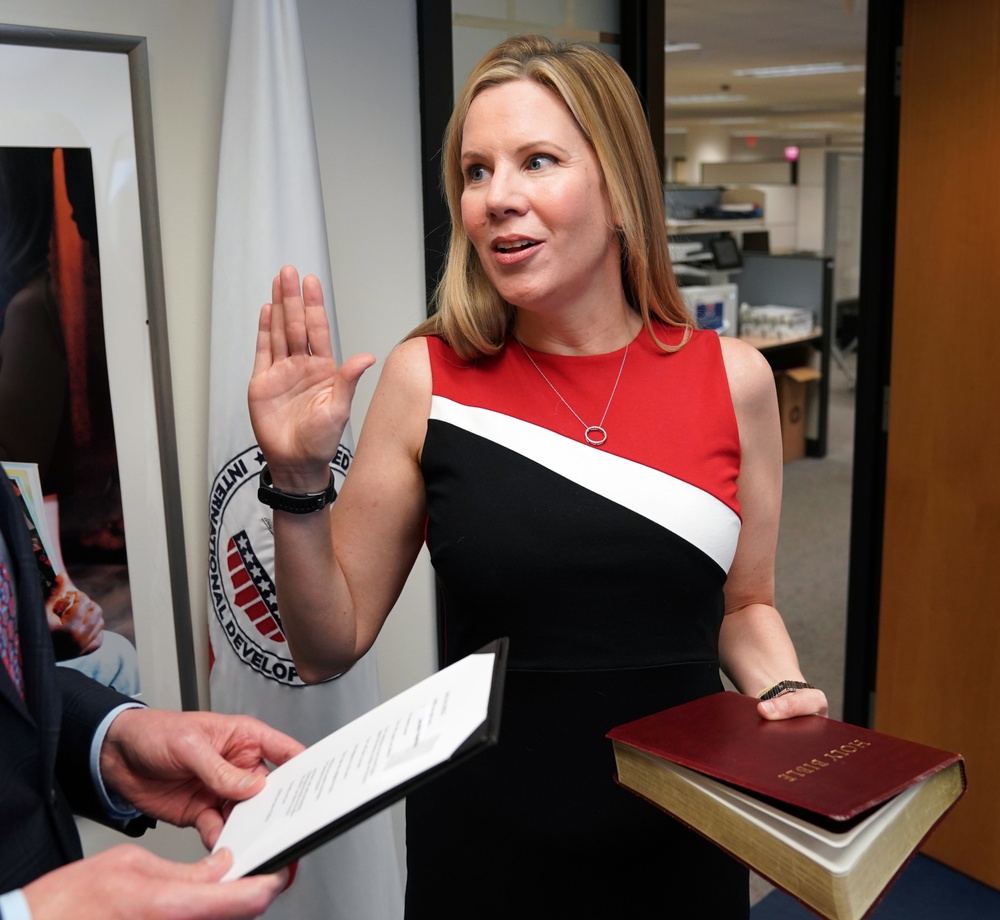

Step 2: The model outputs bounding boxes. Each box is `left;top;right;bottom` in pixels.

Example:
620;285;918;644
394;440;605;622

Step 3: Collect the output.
495;239;539;253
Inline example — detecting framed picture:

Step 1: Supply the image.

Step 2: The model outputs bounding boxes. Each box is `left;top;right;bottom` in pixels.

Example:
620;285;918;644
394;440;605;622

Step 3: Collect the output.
0;25;195;710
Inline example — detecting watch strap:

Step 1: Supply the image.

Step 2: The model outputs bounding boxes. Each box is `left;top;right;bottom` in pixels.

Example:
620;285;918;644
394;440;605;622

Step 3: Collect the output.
756;679;814;701
257;464;337;514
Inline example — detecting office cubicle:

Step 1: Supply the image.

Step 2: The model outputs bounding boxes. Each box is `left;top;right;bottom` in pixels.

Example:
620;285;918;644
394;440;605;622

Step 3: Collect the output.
737;253;833;458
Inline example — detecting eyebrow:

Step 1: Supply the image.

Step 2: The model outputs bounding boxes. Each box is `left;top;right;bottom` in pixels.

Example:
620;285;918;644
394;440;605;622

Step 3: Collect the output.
460;140;570;161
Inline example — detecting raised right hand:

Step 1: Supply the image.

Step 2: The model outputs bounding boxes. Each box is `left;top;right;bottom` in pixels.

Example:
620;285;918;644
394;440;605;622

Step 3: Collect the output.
248;265;375;491
22;845;288;920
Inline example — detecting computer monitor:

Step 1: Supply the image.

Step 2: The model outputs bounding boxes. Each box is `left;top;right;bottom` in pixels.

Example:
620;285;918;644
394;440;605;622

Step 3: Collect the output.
710;235;743;270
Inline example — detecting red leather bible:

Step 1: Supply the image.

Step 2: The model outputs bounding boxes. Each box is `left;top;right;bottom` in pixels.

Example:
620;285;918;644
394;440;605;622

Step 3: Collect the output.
608;692;966;920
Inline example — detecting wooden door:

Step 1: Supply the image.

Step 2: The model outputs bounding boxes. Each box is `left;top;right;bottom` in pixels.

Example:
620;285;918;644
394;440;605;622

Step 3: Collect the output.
874;0;1000;888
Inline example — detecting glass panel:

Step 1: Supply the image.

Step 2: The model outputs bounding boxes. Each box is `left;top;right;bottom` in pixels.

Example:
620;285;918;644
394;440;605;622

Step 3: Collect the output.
571;0;619;32
452;0;621;94
453;0;507;17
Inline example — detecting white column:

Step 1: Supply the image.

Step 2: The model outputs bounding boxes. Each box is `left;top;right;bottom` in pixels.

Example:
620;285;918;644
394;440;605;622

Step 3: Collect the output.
683;124;731;184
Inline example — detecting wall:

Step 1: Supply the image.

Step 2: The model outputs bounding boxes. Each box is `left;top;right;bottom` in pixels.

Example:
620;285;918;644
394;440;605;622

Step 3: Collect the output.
0;0;435;867
295;0;435;700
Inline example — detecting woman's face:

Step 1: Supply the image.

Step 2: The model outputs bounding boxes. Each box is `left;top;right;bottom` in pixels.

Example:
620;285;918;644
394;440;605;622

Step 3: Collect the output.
459;79;621;318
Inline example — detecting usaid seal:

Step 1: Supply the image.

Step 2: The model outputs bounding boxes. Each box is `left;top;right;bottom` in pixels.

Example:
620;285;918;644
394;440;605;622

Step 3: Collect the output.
208;443;352;685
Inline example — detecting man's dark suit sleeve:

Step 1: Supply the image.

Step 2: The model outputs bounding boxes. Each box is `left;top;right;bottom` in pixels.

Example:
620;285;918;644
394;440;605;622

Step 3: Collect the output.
0;474;151;895
53;666;153;836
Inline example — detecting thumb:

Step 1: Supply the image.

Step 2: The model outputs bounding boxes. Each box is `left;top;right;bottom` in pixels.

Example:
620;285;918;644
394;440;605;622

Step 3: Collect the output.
340;352;377;387
212;758;268;801
195;848;291;892
193;848;236;883
185;741;268;802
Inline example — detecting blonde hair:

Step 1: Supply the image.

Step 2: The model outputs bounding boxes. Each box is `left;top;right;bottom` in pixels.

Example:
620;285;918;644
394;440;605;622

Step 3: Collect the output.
408;34;691;359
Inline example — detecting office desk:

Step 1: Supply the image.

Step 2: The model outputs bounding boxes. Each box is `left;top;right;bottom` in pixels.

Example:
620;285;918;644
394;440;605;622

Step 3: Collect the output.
736;254;833;458
738;329;822;352
740;328;828;459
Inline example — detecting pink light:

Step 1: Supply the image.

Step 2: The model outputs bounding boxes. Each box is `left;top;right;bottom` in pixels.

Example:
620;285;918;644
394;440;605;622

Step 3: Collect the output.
784;145;800;162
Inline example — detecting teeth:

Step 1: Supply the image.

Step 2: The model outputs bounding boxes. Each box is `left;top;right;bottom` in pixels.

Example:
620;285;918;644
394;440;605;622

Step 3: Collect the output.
497;240;534;252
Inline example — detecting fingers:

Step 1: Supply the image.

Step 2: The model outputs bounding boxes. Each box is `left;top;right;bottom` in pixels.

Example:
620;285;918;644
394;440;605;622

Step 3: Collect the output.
254;727;306;770
757;688;829;720
340;351;379;387
267;271;291;359
181;741;268;806
252;302;274;377
24;839;287;920
174;720;301;806
277;265;331;358
254;266;334;366
301;272;333;359
150;848;289;918
276;265;308;356
190;850;290;918
195;808;226;850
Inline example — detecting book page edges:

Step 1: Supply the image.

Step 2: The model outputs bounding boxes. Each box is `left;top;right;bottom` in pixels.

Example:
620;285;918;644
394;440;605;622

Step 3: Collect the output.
606;693;963;821
612;742;965;920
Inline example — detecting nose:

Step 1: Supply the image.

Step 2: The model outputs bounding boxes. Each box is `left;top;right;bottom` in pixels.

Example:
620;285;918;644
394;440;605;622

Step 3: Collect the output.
484;164;527;218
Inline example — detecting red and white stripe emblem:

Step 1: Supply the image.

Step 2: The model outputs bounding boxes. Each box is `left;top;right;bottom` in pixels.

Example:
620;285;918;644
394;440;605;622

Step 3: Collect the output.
226;529;284;642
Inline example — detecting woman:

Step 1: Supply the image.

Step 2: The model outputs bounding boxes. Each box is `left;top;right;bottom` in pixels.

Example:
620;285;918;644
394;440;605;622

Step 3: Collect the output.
250;35;827;918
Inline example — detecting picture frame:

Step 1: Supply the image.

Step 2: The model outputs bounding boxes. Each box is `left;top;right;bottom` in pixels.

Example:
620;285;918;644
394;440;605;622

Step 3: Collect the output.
0;25;196;710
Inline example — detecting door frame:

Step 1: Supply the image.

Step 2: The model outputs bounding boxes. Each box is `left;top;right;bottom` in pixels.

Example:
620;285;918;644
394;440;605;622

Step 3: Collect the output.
842;0;904;727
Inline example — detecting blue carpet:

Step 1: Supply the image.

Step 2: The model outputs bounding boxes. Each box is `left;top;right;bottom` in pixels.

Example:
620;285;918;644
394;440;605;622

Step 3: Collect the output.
750;855;1000;919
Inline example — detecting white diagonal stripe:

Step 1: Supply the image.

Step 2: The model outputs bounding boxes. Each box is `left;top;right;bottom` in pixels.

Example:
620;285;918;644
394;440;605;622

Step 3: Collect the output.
431;396;741;573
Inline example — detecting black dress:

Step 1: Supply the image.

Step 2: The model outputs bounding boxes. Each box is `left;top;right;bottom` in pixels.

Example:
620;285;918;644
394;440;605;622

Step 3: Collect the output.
406;329;750;918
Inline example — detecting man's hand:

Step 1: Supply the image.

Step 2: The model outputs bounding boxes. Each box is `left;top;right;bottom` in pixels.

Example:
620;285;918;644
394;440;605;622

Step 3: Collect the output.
100;709;305;848
23;845;288;920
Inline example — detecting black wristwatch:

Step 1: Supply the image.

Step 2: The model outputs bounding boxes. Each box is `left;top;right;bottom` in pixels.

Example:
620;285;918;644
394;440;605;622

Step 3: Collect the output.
257;464;337;514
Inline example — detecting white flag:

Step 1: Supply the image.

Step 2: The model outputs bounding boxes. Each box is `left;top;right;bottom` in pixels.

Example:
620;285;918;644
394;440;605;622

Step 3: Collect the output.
207;2;403;917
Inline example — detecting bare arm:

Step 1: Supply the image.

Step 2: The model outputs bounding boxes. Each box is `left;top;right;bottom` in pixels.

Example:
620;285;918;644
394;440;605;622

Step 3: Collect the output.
249;267;428;681
717;337;828;719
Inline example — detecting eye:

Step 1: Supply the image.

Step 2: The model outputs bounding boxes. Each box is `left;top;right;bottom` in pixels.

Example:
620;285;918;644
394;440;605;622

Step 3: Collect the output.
465;163;488;183
527;154;556;171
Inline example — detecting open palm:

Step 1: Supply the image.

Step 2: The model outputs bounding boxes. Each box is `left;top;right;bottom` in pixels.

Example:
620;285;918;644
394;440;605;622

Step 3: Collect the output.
249;266;374;482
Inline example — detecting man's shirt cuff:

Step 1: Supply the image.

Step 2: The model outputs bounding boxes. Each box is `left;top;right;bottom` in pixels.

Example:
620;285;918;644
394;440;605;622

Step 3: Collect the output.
90;702;147;820
0;888;33;920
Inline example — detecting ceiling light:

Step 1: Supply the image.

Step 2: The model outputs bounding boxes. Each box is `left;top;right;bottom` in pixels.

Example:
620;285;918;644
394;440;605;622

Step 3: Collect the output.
732;62;864;78
664;42;702;53
666;93;748;105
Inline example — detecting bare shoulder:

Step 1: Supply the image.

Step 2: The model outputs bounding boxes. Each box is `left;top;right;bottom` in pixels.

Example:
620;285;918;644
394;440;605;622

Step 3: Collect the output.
379;335;432;393
718;335;776;415
361;336;432;457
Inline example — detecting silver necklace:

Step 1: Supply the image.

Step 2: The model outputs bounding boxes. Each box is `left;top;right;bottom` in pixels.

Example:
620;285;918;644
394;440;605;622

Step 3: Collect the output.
516;330;630;447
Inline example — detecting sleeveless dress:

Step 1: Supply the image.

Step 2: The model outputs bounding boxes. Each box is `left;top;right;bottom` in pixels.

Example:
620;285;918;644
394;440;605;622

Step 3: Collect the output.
405;325;750;918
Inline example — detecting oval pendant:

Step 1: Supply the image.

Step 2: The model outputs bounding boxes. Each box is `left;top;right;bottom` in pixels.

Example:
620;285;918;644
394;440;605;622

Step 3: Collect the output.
584;425;607;446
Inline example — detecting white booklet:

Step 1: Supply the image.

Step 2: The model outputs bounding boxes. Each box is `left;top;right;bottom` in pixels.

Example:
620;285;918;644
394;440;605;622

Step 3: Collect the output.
214;638;507;880
2;461;59;568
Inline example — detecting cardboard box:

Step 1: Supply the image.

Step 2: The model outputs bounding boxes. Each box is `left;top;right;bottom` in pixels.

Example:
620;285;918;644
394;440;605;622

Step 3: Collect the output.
774;367;822;462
